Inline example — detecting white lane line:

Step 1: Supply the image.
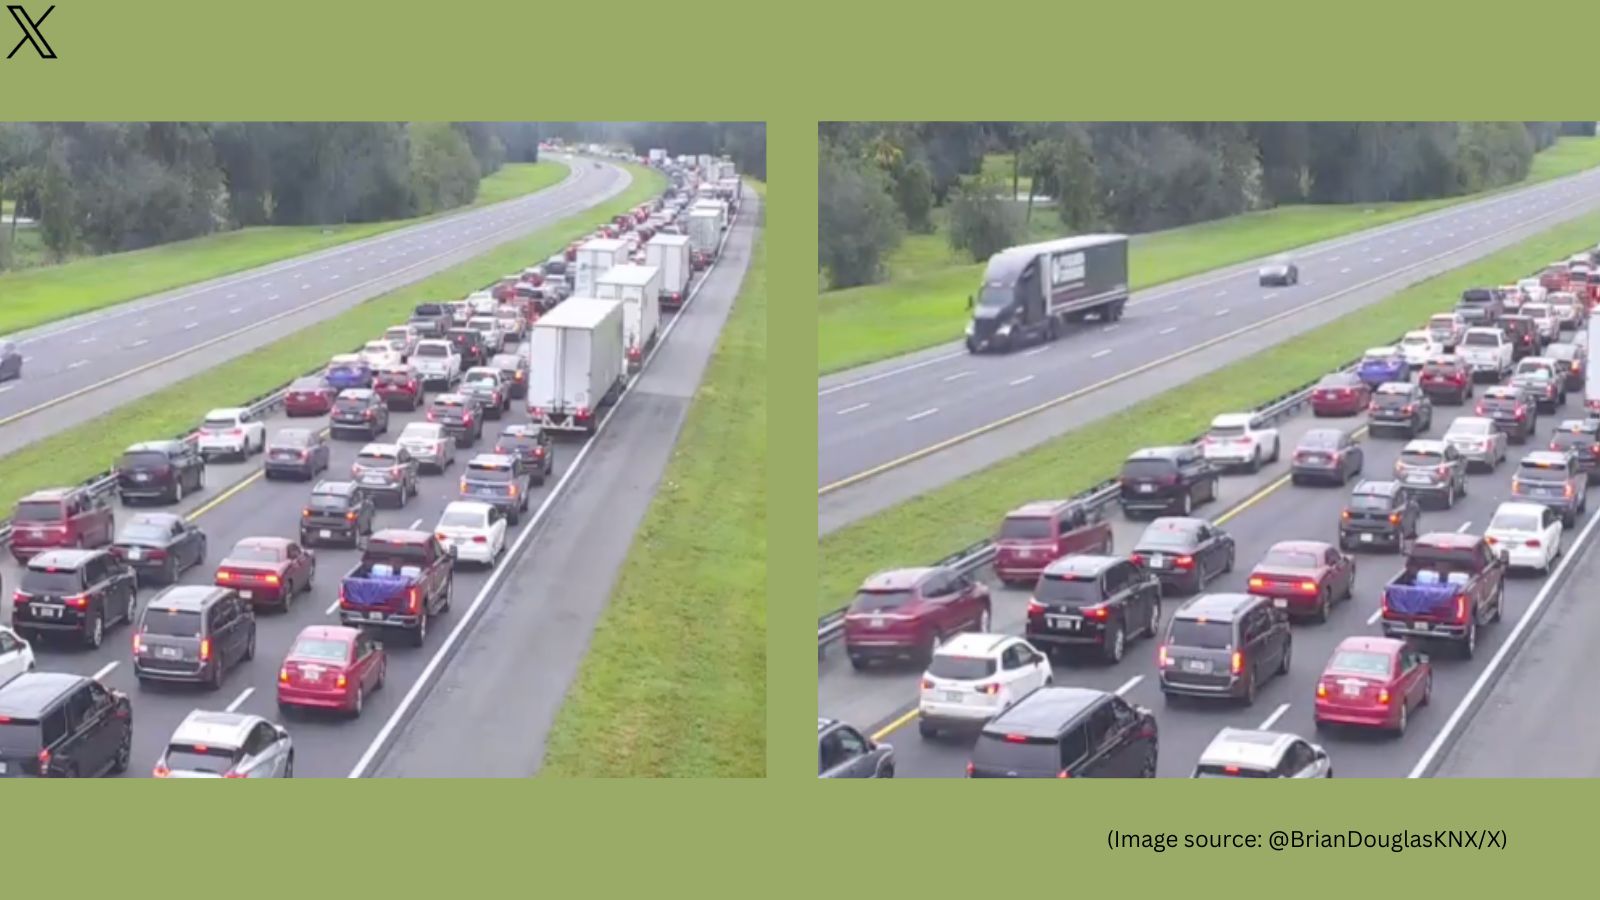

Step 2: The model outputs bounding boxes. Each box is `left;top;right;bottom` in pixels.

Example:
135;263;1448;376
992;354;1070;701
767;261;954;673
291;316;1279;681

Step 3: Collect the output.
1457;521;1471;533
1341;267;1352;274
229;307;242;314
1448;232;1456;238
1302;280;1314;287
1159;326;1177;335
129;339;149;348
1330;256;1341;263
0;385;11;394
1009;375;1036;386
225;688;254;712
1115;675;1143;696
94;661;118;680
136;319;148;327
1023;345;1052;357
78;336;96;344
184;322;198;330
409;518;423;530
67;360;87;369
1091;349;1111;359
1264;292;1277;301
331;274;341;280
325;599;340;615
942;371;974;383
1214;308;1231;318
1259;703;1290;731
835;402;870;416
1401;248;1410;255
1102;325;1119;334
1163;305;1179;313
1373;257;1384;263
1426;240;1435;246
183;305;196;312
906;407;939;422
321;265;329;270
227;293;236;299
358;266;366;273
303;283;312;290
1215;290;1228;298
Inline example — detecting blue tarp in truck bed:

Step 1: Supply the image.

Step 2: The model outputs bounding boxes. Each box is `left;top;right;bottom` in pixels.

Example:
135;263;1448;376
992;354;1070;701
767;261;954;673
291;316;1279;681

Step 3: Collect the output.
342;574;416;607
1385;582;1462;616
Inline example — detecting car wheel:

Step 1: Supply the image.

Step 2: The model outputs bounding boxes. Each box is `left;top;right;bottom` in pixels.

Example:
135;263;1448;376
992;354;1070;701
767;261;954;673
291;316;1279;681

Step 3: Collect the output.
84;612;104;650
1146;600;1161;639
1314;589;1331;624
918;719;937;740
164;558;178;586
1279;640;1292;675
174;479;184;503
1241;668;1257;707
413;613;429;648
848;655;867;672
376;659;387;690
1462;621;1477;659
1270;440;1280;463
1249;449;1261;474
352;686;365;719
244;629;256;661
208;659;225;691
1180;492;1192;516
1103;623;1125;664
1395;699;1409;735
1421;672;1433;706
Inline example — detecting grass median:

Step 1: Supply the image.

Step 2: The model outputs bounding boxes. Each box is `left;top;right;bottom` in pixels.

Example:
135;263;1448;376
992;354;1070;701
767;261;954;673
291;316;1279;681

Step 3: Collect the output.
818;206;1600;615
819;136;1600;375
0;161;568;336
543;181;766;777
0;163;663;517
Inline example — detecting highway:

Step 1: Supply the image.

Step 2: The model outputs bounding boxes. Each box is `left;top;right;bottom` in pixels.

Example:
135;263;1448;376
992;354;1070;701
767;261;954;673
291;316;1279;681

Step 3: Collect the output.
818;165;1600;534
0;156;633;457
0;184;755;778
818;337;1600;777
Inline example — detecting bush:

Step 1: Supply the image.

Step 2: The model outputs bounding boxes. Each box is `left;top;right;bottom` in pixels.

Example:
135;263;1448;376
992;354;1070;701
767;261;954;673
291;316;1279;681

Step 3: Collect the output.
947;176;1021;262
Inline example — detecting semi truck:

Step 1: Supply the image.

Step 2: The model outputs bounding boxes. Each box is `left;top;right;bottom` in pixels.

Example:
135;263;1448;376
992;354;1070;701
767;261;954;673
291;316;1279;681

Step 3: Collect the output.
687;209;721;270
693;198;728;230
574;238;629;298
965;234;1130;354
594;264;663;369
526;297;627;435
646;233;693;309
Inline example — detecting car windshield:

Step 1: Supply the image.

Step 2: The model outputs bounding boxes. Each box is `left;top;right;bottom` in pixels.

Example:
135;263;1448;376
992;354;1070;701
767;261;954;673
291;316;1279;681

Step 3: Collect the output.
999;517;1053;540
1363;352;1395;363
377;371;412;385
1327;650;1392;677
385;328;410;340
439;509;487;529
1448;421;1492;436
1429;317;1457;328
1137;526;1196;550
1517;463;1569;483
356;453;396;467
1208;425;1247;439
141;608;202;637
976;286;1012;310
1400;450;1444;465
308;493;351;511
228;544;284;563
201;417;239;430
1348;492;1394;512
401;424;441;441
415;344;448;358
290;637;349;664
928;655;998;680
118;522;171;543
334;398;368;412
852;589;914;611
1121;460;1175;479
272;431;313;448
465;465;513;484
364;343;390;354
1463;332;1498;347
329;364;366;375
1167;619;1233;650
496;434;541;450
1259;549;1318;569
1490;511;1541;532
464;373;496;386
20;569;81;593
1034;574;1104;603
1552;433;1591;451
164;745;241;775
1402;336;1430;346
120;451;169;469
0;719;43;753
1299;431;1341;450
12;501;65;523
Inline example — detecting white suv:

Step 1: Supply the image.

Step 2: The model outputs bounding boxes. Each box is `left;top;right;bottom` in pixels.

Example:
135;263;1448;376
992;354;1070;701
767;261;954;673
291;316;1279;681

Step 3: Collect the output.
196;407;266;460
918;633;1051;739
1200;412;1280;472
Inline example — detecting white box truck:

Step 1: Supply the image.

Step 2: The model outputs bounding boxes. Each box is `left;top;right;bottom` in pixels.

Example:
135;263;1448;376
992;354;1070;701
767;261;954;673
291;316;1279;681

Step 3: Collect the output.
646;233;692;310
697;153;714;174
525;297;627;435
648;148;666;165
688;209;721;270
594;264;663;367
574;238;628;298
693;198;728;231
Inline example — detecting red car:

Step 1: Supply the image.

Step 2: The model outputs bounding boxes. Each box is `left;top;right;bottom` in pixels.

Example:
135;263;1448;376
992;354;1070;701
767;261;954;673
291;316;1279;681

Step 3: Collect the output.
215;537;316;611
491;276;521;303
1539;265;1569;293
991;499;1114;587
284;376;338;417
1310;372;1371;417
842;567;991;670
373;365;425;411
8;487;115;562
519;267;544;286
277;625;387;717
1314;636;1432;734
564;242;580;262
1246;540;1356;622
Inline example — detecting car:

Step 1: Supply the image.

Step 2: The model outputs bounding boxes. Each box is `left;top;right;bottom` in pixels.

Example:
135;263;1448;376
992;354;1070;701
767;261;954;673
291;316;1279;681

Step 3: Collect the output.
1392;439;1468;508
1338;480;1421;553
406;315;444;340
842;567;992;669
1310;371;1371;417
1158;593;1292;706
411;301;454;335
458;454;533;525
1313;636;1432;735
1510;358;1567;411
382;325;420;359
1417;355;1474;405
1458;325;1516;379
493;306;527;341
1521;302;1560;343
967;687;1158;778
276;625;387;719
1551;293;1585;330
0;626;34;686
1192;728;1332;778
196;407;267;460
1025;554;1161;663
1368;381;1432;438
1476;385;1538;444
1499;314;1543;359
1510;450;1588;527
9;548;137;649
1545;342;1585;391
134;585;257;689
350;443;420;507
1356;346;1409;388
449;302;474;327
214;537;316;612
359;340;403;370
0;672;131;778
299;481;376;549
447;328;488;367
110;512;207;587
1460;287;1504;323
1441;415;1508;471
466;316;507;355
0;339;21;382
818;717;894;778
1259;260;1299;286
1399;330;1440;369
263;427;332;481
427;393;484;448
433;500;509;567
1117;446;1219;518
1550;418;1600;480
410;338;461;388
114;439;206;506
330;389;390;440
916;633;1052;739
1483;501;1564;574
325;354;374;390
491;423;555;485
489;352;530;399
1426;313;1467;352
1246;540;1355;623
8;486;116;563
1289;427;1364;486
373;365;426;411
461;366;510;419
397;421;458;473
153;709;292;778
1200;412;1280;472
284;376;339;417
1129;516;1235;596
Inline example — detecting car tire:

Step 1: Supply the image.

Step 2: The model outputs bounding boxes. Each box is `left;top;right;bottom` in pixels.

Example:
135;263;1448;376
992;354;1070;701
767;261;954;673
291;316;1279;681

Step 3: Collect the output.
1279;640;1292;675
1249;449;1261;474
413;613;429;648
849;655;867;672
1421;672;1434;706
1146;600;1161;639
84;612;104;650
244;629;256;662
1270;440;1280;463
1395;699;1409;735
1462;621;1477;660
1314;589;1331;624
111;734;131;774
208;659;225;691
1241;669;1257;707
1102;622;1125;664
1180;492;1192;516
352;686;365;719
173;479;184;503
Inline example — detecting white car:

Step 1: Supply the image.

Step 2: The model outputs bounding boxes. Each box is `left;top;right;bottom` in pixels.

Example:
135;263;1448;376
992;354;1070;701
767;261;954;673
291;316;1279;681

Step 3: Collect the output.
0;626;35;686
433;501;508;567
1442;416;1507;470
382;325;419;359
466;293;498;317
1399;330;1440;369
1484;501;1564;573
1549;293;1583;329
1522;303;1559;341
466;316;506;354
152;710;294;779
359;340;402;370
410;339;461;389
917;633;1052;739
1516;280;1547;306
397;421;457;473
196;407;266;460
1200;412;1280;472
493;306;526;341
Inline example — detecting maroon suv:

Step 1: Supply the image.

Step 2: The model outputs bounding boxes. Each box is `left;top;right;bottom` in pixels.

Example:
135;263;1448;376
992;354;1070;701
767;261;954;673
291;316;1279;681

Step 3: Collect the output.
9;487;116;562
374;365;425;411
843;567;991;670
992;500;1114;588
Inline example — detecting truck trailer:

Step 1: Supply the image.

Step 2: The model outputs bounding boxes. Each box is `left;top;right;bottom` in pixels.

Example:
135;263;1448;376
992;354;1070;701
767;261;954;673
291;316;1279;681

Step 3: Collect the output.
525;297;627;435
687;209;721;269
574;238;629;298
646;233;693;309
594;264;663;368
965;234;1130;354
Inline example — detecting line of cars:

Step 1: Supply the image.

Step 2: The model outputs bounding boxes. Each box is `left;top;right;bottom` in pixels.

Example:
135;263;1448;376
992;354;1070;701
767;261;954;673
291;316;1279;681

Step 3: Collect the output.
821;244;1600;779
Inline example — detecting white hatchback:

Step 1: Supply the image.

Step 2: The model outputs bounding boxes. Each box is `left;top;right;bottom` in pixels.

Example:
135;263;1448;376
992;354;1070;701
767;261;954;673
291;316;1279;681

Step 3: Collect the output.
1484;501;1563;573
918;633;1051;738
1399;330;1439;369
0;626;34;686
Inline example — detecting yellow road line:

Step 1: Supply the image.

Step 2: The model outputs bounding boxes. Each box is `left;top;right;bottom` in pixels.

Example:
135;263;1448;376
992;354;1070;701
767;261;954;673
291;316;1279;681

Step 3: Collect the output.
184;428;329;522
872;707;919;743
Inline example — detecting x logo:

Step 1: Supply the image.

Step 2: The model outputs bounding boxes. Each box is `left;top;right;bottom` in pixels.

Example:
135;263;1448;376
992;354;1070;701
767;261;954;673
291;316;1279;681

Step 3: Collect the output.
6;4;55;59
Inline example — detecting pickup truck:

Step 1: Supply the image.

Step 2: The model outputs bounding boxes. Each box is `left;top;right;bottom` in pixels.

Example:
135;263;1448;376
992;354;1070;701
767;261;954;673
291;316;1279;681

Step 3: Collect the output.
410;339;461;390
337;529;455;646
1456;327;1514;381
1379;532;1505;658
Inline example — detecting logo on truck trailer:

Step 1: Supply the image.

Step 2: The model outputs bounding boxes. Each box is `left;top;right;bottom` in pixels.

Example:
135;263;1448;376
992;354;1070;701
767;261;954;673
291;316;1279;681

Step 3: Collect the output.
1050;251;1086;287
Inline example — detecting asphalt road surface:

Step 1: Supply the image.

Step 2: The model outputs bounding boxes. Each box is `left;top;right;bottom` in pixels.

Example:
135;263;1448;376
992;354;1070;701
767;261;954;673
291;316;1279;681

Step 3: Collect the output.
819;335;1600;777
819;165;1600;534
0;187;758;778
0;156;633;457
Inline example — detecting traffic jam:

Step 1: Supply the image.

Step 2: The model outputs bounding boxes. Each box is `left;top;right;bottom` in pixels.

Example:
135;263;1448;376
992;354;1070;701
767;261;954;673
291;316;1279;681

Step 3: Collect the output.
820;245;1600;779
0;152;745;779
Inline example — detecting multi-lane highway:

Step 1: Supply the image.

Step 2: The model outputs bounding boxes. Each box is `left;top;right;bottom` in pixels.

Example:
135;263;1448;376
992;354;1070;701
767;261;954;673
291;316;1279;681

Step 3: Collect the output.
819;349;1600;777
0;156;633;456
819;165;1600;534
0;183;757;778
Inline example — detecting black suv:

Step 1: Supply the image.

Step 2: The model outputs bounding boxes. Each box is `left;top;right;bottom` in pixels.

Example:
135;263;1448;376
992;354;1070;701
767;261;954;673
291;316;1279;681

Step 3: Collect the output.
330;390;390;441
0;672;132;778
1476;385;1539;443
968;687;1158;778
10;549;138;649
447;328;488;367
1368;382;1433;438
1550;419;1600;481
299;480;376;549
1025;555;1161;664
428;393;485;448
132;585;256;690
116;440;206;505
493;424;555;485
1499;315;1542;359
1117;446;1219;518
1130;517;1235;596
1158;593;1292;706
459;454;533;525
818;717;895;778
1338;480;1420;552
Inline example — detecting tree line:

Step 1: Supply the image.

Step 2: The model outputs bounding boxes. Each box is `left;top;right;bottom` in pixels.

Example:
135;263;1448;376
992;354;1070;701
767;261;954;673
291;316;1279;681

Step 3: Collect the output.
819;121;1598;289
542;121;767;180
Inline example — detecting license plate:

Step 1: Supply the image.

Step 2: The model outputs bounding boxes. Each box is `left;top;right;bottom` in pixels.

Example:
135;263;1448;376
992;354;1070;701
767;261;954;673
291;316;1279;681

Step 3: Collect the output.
134;473;149;481
1361;533;1374;543
1306;455;1326;464
320;529;332;538
1139;484;1154;493
1048;615;1081;630
1406;474;1431;484
939;691;963;703
362;474;387;485
128;548;143;560
160;647;180;659
304;670;322;682
239;590;253;600
369;612;385;622
1149;554;1166;568
32;604;60;618
869;617;884;629
1342;684;1361;698
1414;622;1430;632
1272;598;1288;609
1183;659;1210;673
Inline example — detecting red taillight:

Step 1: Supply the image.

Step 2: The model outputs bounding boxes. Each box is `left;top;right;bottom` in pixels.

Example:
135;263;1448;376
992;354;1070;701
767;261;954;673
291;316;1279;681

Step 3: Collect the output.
1402;405;1415;415
472;535;487;543
1515;408;1526;420
920;678;934;690
63;593;88;609
1316;682;1328;698
1224;765;1241;775
265;574;280;586
13;590;29;606
1476;404;1486;415
1026;598;1044;616
222;771;247;779
1130;553;1146;566
1004;734;1028;744
37;748;51;773
279;667;289;684
577;406;591;420
1378;687;1392;705
1341;510;1351;520
1157;644;1170;668
1175;555;1195;569
336;673;348;689
533;446;544;456
1299;580;1318;593
965;762;975;777
1455;596;1467;622
1389;513;1401;525
217;570;232;582
1057;770;1072;779
408;587;420;613
1526;538;1542;547
346;511;357;521
1248;576;1266;589
976;683;1001;695
152;762;170;778
427;410;437;421
1084;605;1109;621
1230;651;1243;675
133;634;143;655
200;638;212;661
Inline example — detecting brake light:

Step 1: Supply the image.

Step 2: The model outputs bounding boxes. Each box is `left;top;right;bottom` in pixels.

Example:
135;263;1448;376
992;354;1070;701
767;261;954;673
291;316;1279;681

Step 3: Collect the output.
1300;580;1319;593
279;667;289;684
1402;405;1415;415
965;762;975;777
1316;682;1328;698
408;587;420;614
133;634;143;655
1455;596;1467;622
1057;769;1072;779
1476;404;1486;415
1230;651;1243;675
1004;734;1027;744
1157;644;1170;668
13;590;28;606
336;673;347;689
265;574;280;586
428;411;437;421
1175;555;1195;569
1515;408;1526;420
1248;576;1266;589
63;593;88;609
200;638;212;661
152;762;170;778
577;406;591;420
473;535;487;543
1083;605;1109;621
1130;553;1146;566
346;511;357;521
1341;510;1351;520
1378;687;1392;705
222;771;247;779
534;446;544;456
976;683;1001;695
920;678;934;690
1526;538;1542;547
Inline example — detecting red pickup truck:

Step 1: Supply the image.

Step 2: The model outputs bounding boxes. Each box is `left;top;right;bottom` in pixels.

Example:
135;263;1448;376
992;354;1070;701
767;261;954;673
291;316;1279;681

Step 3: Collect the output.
991;499;1114;588
1380;532;1506;658
338;530;456;646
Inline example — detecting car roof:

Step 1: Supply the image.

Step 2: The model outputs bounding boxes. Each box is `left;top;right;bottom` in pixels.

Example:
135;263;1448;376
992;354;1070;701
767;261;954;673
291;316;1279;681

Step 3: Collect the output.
1332;635;1405;656
357;443;402;455
1210;413;1252;427
1491;501;1549;520
292;624;359;645
986;687;1108;737
124;440;184;453
170;710;261;749
1174;592;1257;622
205;407;248;417
336;389;375;399
1005;499;1074;518
443;500;495;517
1197;728;1299;771
1402;440;1448;453
1520;450;1572;467
1483;385;1521;397
1264;540;1330;556
146;584;229;611
500;423;541;436
860;568;933;591
126;512;183;528
26;548;100;570
1041;555;1119;577
1126;446;1186;461
18;487;76;503
467;453;518;468
370;528;433;544
1364;346;1399;355
1375;382;1413;393
934;633;1016;659
1350;479;1400;496
0;672;89;716
312;480;357;495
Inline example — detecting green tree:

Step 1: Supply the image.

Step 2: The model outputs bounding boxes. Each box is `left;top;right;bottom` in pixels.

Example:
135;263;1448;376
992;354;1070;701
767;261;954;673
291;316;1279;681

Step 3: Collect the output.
818;141;903;288
947;176;1021;262
893;159;935;233
409;122;481;215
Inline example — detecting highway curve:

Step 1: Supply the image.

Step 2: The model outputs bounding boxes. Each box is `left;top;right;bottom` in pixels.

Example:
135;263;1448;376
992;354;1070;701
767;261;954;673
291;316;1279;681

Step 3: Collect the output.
819;166;1600;533
0;156;632;457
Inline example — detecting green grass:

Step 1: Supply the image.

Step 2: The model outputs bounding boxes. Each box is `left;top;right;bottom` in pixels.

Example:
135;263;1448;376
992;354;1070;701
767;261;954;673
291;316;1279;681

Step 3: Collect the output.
543;180;766;777
818;136;1600;375
0;163;664;518
817;206;1600;615
0;161;567;335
